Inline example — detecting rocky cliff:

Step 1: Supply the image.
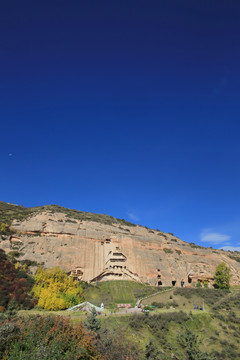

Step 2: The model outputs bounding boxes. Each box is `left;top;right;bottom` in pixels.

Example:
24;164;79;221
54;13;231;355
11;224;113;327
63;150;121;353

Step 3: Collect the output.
1;202;240;287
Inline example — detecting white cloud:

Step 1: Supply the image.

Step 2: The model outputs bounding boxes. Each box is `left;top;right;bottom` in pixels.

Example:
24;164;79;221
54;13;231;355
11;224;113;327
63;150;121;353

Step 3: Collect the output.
221;246;240;252
200;230;231;244
127;212;139;222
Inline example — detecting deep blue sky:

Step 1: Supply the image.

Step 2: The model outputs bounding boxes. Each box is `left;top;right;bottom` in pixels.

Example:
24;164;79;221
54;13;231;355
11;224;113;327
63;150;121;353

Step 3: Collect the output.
1;1;240;250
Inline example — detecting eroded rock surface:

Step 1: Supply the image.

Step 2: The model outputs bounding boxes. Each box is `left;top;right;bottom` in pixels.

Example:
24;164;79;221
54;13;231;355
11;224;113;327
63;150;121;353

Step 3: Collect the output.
1;209;240;287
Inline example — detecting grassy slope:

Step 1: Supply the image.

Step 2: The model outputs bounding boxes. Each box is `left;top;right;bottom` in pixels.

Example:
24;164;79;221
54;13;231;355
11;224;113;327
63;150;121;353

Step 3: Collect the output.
141;287;240;312
82;280;160;308
102;290;240;358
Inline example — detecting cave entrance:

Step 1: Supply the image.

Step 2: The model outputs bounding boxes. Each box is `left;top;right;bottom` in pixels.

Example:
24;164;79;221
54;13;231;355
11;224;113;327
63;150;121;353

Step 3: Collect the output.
158;281;162;286
172;281;176;286
188;276;192;284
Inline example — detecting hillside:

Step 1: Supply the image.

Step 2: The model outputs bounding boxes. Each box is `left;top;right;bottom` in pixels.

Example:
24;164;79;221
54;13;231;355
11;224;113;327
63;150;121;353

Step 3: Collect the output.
0;201;240;287
0;201;136;227
18;288;240;359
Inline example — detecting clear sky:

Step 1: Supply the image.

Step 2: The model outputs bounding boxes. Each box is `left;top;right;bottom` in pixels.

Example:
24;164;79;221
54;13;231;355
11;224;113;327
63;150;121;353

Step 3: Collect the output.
1;1;240;251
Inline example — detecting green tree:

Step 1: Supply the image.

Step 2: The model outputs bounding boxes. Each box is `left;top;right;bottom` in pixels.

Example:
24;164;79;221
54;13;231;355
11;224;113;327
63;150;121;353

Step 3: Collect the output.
178;328;216;360
84;307;101;333
214;262;231;289
145;340;161;359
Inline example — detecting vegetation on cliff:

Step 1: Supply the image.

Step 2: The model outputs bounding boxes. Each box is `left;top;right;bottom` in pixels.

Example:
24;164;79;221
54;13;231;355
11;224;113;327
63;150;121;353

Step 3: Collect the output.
0;201;137;227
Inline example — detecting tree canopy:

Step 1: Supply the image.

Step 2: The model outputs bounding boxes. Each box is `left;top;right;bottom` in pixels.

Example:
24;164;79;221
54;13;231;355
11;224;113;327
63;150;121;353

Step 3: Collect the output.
32;266;84;310
214;262;231;289
0;249;34;311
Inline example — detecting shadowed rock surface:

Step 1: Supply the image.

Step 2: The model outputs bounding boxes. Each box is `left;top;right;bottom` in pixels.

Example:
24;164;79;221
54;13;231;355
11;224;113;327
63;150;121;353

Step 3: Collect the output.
1;201;240;287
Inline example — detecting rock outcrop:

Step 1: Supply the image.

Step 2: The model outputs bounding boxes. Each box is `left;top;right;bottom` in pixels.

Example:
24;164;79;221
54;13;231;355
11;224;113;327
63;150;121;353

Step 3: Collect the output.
1;203;240;287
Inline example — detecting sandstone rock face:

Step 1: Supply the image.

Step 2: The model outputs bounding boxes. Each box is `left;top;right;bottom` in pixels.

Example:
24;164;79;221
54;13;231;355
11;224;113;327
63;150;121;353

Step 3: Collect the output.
1;210;240;287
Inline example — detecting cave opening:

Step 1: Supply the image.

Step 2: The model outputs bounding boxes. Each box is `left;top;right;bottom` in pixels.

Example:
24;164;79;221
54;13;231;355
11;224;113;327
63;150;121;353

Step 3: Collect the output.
172;281;176;286
158;281;162;286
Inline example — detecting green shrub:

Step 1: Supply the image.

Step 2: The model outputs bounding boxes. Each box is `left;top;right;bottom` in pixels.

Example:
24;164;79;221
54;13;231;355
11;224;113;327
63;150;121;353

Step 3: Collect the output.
163;248;173;254
151;302;165;308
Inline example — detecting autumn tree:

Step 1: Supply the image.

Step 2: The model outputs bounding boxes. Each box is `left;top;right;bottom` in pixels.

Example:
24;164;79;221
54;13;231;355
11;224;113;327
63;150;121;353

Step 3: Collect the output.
0;249;34;310
32;266;84;310
0;315;100;359
0;223;11;235
214;262;231;289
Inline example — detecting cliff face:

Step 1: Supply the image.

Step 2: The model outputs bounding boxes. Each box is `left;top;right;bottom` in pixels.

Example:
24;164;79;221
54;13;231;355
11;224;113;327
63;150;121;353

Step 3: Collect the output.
1;205;240;287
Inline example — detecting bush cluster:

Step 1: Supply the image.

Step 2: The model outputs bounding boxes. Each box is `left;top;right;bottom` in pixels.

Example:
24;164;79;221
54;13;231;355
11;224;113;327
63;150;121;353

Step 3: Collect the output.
151;301;179;309
0;250;34;311
129;311;189;332
173;288;230;305
0;315;99;359
163;248;173;254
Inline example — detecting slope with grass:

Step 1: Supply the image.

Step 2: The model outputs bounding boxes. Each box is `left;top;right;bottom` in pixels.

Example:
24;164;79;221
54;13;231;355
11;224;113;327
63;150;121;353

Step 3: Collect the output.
81;280;160;309
141;287;240;313
16;287;240;359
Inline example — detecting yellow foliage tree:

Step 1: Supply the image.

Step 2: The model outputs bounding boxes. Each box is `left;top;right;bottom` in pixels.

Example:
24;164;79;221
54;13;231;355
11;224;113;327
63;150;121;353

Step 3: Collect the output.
33;267;83;310
0;223;11;235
